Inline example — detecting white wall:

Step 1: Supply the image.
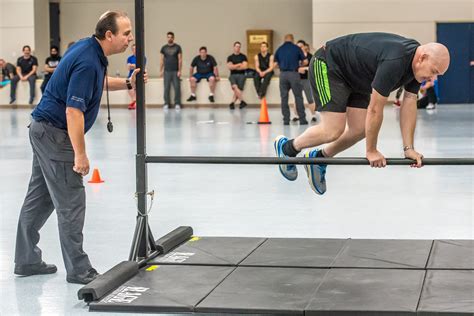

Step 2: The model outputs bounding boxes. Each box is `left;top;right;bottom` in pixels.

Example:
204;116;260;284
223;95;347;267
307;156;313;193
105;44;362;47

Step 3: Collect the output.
312;0;474;47
0;0;35;63
58;0;313;77
33;0;50;72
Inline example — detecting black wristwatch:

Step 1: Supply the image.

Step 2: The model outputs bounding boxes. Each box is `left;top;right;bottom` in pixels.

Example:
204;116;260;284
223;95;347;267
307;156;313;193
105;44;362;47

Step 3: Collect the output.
125;78;133;90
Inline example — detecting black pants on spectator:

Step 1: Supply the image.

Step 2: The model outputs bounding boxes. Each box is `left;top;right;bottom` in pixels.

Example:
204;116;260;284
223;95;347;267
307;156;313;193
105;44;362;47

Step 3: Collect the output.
417;87;437;109
40;76;51;93
396;87;404;99
11;75;37;102
254;72;273;98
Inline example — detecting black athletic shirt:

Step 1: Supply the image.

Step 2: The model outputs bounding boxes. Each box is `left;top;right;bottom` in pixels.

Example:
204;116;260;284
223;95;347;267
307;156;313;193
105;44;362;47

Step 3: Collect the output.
44;56;61;79
160;43;182;71
191;55;217;74
16;56;38;76
325;32;421;97
227;53;248;75
257;53;271;72
300;52;313;80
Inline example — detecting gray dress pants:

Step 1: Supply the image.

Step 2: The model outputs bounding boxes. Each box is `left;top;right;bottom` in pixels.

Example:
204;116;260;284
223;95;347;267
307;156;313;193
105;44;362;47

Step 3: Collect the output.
279;71;306;122
163;71;181;105
15;120;92;276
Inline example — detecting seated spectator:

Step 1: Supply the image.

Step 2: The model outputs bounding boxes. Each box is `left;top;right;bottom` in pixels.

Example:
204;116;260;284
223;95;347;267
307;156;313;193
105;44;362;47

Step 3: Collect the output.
0;58;17;87
253;42;275;99
10;45;38;105
187;46;219;103
126;44;147;110
227;41;248;109
40;46;61;93
418;78;438;110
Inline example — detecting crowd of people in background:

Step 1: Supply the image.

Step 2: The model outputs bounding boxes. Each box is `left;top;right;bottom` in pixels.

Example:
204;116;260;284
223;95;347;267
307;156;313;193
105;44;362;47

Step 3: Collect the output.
1;31;440;123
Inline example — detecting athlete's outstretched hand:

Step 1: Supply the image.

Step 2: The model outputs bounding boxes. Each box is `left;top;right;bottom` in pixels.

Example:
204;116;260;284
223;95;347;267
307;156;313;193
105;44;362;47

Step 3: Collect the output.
367;150;386;168
405;148;423;168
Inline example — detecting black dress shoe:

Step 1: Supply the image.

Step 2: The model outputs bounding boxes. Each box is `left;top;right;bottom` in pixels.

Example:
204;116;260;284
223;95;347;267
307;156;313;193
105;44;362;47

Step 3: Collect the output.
66;268;100;285
239;101;248;109
292;117;299;122
209;95;215;103
300;119;309;125
311;117;317;122
186;95;197;102
229;102;235;110
15;261;57;276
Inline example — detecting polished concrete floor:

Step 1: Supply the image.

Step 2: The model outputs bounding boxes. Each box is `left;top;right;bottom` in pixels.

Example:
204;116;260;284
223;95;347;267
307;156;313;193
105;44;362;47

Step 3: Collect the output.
0;104;473;315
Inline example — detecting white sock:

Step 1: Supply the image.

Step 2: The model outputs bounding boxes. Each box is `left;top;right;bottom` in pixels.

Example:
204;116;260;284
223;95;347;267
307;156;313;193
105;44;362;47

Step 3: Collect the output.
191;93;196;97
209;93;214;96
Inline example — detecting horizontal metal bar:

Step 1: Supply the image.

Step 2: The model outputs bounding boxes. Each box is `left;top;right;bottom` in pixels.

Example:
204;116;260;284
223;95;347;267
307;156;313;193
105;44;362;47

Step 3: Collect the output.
145;156;474;166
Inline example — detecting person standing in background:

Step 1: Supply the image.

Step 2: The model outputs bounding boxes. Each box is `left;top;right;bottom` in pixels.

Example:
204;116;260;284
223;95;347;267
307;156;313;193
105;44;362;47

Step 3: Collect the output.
160;32;182;110
291;40;317;122
274;34;308;125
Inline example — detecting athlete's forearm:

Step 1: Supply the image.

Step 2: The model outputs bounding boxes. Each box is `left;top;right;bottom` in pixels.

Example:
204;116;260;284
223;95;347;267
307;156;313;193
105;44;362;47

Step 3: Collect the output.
400;92;417;148
365;90;387;152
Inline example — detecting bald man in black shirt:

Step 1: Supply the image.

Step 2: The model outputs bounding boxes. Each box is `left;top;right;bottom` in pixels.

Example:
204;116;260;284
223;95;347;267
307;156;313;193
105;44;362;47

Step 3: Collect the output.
274;32;450;195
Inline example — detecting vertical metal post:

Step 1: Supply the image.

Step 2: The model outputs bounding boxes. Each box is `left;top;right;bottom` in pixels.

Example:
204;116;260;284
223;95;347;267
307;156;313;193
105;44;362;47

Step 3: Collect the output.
129;0;149;261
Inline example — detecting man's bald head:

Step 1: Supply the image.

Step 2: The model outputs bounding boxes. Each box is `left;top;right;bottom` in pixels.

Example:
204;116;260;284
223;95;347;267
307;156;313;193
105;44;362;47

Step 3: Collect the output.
412;42;450;83
421;42;450;73
284;34;294;42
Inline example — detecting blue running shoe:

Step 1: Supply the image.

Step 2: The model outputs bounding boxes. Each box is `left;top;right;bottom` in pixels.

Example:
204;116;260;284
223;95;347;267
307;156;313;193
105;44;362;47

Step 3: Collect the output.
304;149;327;195
274;135;298;181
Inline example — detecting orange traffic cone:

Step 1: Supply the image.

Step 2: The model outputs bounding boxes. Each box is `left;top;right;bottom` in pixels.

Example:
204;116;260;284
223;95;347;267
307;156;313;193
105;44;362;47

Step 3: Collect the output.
88;168;104;183
258;97;271;124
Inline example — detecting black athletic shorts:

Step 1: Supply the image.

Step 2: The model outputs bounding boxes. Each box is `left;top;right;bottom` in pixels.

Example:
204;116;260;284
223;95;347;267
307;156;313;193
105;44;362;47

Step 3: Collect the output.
309;47;371;113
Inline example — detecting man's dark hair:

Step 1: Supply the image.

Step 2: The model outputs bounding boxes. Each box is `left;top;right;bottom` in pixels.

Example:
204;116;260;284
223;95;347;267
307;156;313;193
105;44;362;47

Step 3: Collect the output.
94;11;128;40
233;41;241;47
50;45;59;52
261;42;268;47
297;40;306;46
22;45;31;51
199;46;207;52
167;31;175;37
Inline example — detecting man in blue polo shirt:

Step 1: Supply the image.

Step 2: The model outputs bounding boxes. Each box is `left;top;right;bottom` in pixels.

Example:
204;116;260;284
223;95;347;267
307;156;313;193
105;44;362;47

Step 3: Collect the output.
14;10;143;284
274;34;308;125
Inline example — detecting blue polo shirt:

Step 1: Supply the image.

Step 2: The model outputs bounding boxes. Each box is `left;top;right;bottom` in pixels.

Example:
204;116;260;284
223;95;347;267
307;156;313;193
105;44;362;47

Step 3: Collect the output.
32;36;108;133
274;41;305;72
